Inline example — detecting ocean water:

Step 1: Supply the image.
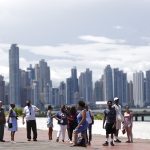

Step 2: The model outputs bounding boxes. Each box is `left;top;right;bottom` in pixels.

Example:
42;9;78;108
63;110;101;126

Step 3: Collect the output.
17;117;150;140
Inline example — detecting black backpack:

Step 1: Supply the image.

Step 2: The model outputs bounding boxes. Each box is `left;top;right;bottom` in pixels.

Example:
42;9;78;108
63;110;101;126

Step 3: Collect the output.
76;137;86;147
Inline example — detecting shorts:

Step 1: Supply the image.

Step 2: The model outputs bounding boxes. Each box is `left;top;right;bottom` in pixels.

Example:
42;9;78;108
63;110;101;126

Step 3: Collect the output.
105;123;116;134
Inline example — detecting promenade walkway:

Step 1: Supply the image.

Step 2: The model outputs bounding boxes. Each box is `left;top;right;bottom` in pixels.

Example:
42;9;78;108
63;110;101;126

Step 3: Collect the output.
0;128;149;150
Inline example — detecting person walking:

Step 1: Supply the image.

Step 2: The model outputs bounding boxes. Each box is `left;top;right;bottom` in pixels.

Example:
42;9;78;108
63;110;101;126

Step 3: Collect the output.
22;100;40;141
7;104;18;143
47;105;54;140
103;100;116;146
113;97;123;143
0;101;6;142
123;105;133;143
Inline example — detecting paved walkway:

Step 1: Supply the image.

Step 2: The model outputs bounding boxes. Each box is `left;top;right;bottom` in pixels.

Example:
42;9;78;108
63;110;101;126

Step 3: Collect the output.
0;128;150;150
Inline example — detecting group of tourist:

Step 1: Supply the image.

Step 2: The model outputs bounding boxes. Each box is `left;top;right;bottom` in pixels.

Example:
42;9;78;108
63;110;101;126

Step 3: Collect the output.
0;98;133;147
103;97;133;146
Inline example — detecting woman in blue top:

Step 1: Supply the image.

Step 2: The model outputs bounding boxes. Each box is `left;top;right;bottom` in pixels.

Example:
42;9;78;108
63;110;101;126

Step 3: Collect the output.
47;105;54;140
72;100;88;147
7;104;18;143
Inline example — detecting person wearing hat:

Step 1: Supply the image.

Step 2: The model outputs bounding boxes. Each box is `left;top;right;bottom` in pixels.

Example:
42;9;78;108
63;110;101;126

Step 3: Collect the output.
113;97;123;143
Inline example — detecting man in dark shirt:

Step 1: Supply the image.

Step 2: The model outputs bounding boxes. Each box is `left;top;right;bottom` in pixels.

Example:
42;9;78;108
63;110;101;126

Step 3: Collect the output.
0;101;6;142
103;100;116;146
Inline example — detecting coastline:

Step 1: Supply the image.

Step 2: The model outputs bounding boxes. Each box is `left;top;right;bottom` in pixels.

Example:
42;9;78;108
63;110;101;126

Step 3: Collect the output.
14;117;150;140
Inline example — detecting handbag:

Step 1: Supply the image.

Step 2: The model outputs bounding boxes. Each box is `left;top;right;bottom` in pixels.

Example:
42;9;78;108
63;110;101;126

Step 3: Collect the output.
8;122;13;128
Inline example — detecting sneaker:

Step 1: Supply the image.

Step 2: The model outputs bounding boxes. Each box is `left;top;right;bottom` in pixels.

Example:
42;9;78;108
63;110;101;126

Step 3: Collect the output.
0;139;5;142
103;141;108;146
69;141;73;144
114;139;121;143
33;139;37;141
62;140;64;142
126;140;131;143
27;139;31;141
110;141;114;146
56;138;59;142
11;141;16;144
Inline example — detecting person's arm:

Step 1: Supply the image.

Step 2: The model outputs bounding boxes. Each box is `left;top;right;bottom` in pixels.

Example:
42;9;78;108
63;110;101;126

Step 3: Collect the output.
22;108;26;125
103;113;106;129
76;110;86;129
35;106;40;112
7;109;12;123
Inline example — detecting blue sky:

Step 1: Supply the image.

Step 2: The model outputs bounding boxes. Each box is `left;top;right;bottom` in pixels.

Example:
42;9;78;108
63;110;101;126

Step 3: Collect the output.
0;0;150;86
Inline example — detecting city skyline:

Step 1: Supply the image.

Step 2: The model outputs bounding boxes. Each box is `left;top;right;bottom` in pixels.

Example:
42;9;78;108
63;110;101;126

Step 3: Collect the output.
1;44;150;108
0;0;150;86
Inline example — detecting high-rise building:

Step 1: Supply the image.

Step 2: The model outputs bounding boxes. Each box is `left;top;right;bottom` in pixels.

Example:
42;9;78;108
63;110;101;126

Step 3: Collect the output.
0;75;5;103
103;65;113;100
146;70;150;106
52;88;59;106
133;71;144;108
9;44;20;106
127;81;134;107
94;77;104;102
59;81;66;105
79;69;93;103
32;80;39;106
66;67;79;104
66;78;72;105
113;68;127;106
34;60;51;106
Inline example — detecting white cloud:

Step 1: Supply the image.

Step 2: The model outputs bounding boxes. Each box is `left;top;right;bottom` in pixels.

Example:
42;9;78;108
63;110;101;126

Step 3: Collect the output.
113;25;123;30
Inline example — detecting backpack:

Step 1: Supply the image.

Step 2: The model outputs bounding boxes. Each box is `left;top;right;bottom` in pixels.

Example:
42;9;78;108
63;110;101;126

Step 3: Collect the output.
76;137;86;147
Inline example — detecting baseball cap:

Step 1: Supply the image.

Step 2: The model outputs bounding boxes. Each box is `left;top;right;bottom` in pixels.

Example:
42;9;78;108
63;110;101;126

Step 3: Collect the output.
114;97;119;101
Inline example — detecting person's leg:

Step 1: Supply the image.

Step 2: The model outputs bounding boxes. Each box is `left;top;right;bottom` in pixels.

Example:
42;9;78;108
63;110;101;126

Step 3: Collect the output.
110;133;114;146
67;127;72;141
61;125;67;141
48;127;53;140
125;127;130;142
70;126;74;142
114;121;121;142
31;120;37;140
26;121;31;140
0;124;4;141
56;125;61;142
88;124;92;144
130;127;133;143
103;133;109;146
11;131;15;141
73;130;78;145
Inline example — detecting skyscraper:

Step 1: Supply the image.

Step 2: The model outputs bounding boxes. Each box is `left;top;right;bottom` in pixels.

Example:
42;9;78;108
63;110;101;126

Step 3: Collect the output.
79;68;93;103
94;77;104;102
0;75;5;103
9;44;20;106
59;81;66;105
133;71;144;108
103;65;113;100
113;68;127;106
127;81;134;107
146;70;150;106
66;67;79;104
